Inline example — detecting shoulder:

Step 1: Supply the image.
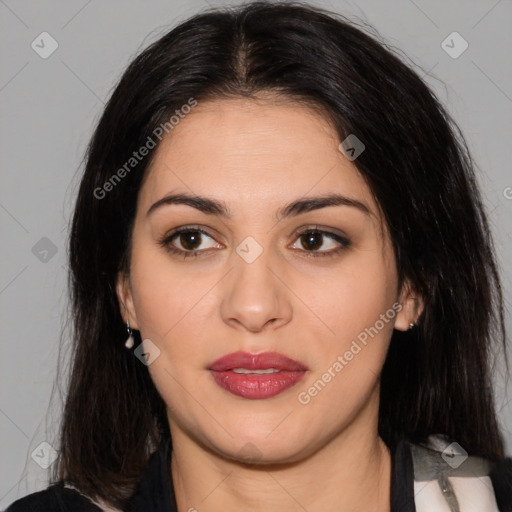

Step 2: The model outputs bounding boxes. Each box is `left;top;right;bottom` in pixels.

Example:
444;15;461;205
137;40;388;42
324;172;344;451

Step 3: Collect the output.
407;435;512;512
5;483;104;512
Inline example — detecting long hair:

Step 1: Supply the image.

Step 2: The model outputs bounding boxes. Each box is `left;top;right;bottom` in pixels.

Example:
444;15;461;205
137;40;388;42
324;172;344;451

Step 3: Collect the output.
54;1;508;508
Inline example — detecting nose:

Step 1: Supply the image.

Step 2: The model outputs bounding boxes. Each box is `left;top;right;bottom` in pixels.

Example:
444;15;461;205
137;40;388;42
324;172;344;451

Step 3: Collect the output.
219;243;293;333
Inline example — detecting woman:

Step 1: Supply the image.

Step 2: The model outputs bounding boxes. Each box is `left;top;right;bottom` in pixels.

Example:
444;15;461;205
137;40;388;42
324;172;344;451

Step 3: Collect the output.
7;1;511;511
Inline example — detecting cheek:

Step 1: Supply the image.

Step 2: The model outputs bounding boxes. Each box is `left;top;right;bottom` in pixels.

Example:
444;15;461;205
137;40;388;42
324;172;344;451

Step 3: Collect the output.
290;249;397;413
293;250;397;346
128;253;217;409
130;243;204;333
128;245;221;376
292;277;395;451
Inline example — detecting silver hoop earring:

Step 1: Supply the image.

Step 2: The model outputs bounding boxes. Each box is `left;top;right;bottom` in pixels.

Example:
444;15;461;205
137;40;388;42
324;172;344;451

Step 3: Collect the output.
124;320;134;349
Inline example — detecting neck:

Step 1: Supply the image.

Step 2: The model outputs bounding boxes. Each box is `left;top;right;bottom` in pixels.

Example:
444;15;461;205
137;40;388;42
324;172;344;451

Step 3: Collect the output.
169;396;391;512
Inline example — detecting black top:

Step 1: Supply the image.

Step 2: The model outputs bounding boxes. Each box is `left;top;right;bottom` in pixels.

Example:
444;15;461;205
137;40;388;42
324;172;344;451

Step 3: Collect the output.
6;436;512;512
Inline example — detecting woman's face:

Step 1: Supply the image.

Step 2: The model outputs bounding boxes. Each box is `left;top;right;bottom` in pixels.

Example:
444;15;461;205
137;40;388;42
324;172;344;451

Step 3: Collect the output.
117;97;418;463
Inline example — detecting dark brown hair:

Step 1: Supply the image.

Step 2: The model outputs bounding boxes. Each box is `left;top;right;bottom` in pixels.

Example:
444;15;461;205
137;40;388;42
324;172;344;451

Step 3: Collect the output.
53;1;508;508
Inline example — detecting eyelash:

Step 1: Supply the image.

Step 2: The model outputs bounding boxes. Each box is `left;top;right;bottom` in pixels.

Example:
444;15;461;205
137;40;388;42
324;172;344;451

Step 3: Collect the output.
158;225;351;259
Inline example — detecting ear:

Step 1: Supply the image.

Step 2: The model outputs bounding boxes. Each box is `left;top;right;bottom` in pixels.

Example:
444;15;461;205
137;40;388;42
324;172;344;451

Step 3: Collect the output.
394;279;424;331
115;271;140;330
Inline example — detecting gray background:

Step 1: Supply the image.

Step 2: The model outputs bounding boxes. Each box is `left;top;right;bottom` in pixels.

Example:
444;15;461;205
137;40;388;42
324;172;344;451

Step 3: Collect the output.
1;0;511;507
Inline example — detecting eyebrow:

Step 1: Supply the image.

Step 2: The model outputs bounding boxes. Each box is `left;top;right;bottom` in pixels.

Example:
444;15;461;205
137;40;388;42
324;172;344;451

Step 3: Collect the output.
146;192;371;219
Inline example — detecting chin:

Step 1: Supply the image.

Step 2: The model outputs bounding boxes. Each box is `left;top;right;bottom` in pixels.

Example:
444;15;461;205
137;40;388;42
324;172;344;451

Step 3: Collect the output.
208;428;315;466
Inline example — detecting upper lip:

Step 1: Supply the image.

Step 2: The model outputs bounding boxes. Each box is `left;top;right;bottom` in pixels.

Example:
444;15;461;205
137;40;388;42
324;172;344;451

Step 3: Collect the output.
209;351;308;371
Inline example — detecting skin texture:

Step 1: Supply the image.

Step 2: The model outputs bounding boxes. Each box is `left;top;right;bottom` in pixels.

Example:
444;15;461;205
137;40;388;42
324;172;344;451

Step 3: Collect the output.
117;96;423;512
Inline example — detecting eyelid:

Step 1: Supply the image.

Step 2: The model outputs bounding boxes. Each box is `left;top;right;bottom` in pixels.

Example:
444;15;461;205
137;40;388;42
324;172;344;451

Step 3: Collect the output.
290;224;349;242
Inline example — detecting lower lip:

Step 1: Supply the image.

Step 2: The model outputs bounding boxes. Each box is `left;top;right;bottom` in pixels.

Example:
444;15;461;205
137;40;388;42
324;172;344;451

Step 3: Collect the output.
210;370;306;399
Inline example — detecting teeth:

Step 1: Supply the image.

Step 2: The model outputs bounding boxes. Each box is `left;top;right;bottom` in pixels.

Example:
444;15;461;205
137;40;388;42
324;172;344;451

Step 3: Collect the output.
232;368;280;374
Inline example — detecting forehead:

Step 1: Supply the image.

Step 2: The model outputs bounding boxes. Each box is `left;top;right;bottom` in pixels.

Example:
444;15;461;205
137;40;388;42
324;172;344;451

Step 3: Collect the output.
140;97;378;219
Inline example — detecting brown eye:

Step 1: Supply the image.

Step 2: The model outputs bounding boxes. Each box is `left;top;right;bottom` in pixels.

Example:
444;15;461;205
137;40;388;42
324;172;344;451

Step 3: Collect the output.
290;229;350;257
176;231;203;251
299;231;325;251
159;226;221;258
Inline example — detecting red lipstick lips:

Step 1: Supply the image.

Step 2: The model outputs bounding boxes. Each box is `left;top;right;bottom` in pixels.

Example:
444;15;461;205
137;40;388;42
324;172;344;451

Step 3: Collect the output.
209;351;308;399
